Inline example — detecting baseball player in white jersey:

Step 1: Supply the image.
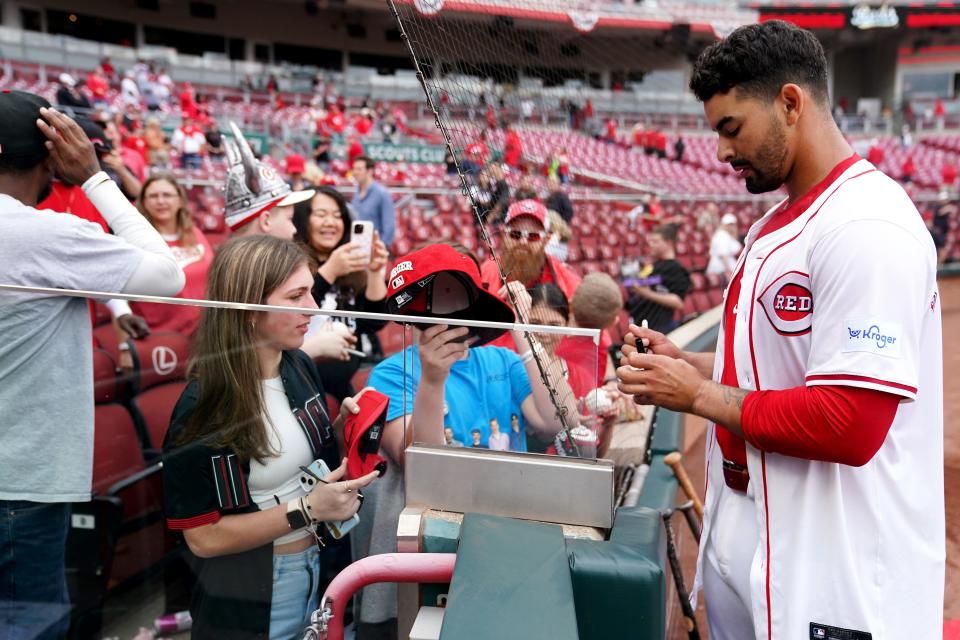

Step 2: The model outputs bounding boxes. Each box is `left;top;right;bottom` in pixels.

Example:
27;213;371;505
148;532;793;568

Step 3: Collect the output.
617;21;944;640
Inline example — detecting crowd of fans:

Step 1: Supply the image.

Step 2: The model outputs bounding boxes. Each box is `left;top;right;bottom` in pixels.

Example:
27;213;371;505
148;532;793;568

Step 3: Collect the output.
4;48;960;639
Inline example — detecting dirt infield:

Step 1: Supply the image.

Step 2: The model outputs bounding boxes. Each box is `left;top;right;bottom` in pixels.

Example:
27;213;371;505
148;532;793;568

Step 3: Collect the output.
670;275;959;637
941;275;959;621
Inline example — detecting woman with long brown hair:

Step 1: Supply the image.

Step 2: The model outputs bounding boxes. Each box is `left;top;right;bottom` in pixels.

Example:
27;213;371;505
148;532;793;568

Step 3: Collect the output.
107;173;212;352
162;235;379;639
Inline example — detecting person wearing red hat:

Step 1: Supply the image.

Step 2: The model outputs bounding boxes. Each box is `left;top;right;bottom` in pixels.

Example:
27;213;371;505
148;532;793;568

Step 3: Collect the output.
286;153;307;188
480;199;581;349
351;242;581;638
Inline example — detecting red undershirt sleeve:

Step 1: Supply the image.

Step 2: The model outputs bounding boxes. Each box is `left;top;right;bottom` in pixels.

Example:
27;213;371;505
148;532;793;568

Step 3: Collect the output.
741;384;900;467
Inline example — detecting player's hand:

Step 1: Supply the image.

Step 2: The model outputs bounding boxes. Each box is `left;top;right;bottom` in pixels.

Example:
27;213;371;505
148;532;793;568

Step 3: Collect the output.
622;323;683;361
319;241;368;280
302;325;357;361
117;313;151;340
35;107;101;186
418;324;474;385
368;231;388;273
303;459;378;522
616;352;705;412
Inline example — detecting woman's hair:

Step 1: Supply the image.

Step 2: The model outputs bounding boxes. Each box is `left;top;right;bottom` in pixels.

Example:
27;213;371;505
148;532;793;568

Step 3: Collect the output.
292;185;366;294
137;173;197;247
528;283;569;323
176;235;309;462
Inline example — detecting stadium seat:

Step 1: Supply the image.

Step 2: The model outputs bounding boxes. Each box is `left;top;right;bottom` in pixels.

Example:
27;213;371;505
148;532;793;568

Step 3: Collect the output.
126;331;191;395
93;302;113;327
69;349;169;636
690;272;707;291
131;381;188;457
124;332;192;454
93;348;119;405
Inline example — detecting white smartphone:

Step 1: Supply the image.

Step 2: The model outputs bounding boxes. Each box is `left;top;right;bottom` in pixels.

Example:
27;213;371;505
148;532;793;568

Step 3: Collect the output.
350;220;374;262
298;458;360;540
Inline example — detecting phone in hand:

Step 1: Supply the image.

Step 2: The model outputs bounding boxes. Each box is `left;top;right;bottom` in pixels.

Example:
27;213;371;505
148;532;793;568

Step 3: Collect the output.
298;459;360;540
350;220;374;263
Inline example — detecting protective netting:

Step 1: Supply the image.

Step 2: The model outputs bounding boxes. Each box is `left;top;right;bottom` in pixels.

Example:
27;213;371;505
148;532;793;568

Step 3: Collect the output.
386;0;707;456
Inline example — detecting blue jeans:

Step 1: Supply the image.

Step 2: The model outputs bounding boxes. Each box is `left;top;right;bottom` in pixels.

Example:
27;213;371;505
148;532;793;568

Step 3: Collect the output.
180;153;202;170
0;501;71;640
270;544;321;640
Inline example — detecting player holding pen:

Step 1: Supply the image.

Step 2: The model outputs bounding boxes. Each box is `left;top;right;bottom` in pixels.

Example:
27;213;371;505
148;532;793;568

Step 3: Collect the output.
617;21;943;640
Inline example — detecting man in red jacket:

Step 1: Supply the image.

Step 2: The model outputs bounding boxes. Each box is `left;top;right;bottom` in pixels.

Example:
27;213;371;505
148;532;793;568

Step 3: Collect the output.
480;199;580;349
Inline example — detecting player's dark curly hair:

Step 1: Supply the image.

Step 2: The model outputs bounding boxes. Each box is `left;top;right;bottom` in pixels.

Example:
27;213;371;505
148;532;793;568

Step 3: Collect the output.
689;20;829;105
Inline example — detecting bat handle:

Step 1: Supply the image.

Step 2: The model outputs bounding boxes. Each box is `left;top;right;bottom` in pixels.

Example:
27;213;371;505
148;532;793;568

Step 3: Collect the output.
664;451;704;521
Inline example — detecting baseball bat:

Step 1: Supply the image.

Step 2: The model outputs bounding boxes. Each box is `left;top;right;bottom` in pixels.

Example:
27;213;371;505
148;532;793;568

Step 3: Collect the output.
675;500;702;544
661;509;701;640
664;451;704;521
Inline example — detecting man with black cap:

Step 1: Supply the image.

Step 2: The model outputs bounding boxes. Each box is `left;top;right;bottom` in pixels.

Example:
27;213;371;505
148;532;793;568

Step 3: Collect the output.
0;92;184;638
38;117;142;229
350;243;580;639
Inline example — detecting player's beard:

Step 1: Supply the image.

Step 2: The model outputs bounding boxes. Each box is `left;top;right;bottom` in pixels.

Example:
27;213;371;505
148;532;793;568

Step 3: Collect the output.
501;243;546;286
736;116;789;194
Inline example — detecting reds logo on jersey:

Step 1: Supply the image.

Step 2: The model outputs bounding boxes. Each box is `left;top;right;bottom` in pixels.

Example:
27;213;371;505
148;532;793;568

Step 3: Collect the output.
758;271;813;335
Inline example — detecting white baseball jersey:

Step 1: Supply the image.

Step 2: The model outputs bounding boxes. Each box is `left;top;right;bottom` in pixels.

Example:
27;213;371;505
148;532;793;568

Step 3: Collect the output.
693;156;945;639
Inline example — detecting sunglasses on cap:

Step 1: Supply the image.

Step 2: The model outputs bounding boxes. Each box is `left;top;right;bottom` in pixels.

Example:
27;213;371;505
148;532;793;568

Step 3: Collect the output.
504;228;546;243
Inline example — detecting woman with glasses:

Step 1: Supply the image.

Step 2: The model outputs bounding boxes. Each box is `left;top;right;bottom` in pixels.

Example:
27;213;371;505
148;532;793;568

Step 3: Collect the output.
293;185;390;401
106;174;213;362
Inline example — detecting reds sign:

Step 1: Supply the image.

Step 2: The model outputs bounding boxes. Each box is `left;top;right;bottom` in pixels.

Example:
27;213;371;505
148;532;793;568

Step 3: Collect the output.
758;271;813;335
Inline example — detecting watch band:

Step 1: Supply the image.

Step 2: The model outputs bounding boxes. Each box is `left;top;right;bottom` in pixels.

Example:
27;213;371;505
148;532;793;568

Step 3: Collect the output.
285;499;309;530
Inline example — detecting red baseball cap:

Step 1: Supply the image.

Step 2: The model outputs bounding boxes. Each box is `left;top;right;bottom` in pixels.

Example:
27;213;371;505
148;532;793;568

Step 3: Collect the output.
285;153;305;174
504;199;550;230
385;243;515;345
344;390;389;480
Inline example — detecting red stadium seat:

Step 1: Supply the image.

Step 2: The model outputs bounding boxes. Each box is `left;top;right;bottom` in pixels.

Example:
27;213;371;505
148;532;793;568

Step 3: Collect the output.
93;302;113;327
92;405;147;496
690;272;707;291
690;291;712;314
707;287;725;308
93;349;118;405
93;323;122;363
131;381;188;455
705;273;725;290
127;332;191;394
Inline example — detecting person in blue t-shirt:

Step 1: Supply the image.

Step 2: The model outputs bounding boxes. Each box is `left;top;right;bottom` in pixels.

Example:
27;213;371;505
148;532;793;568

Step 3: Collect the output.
368;333;532;451
351;243;580;637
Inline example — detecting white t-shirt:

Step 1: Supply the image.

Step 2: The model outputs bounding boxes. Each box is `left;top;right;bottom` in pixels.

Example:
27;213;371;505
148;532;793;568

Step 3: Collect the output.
249;377;315;545
706;228;741;276
172;127;207;155
694;157;944;638
0;196;141;501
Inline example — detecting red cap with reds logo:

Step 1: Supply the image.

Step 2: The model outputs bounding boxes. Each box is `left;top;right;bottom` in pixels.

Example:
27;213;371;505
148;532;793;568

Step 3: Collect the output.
385;244;515;345
504;199;550;230
344;390;389;479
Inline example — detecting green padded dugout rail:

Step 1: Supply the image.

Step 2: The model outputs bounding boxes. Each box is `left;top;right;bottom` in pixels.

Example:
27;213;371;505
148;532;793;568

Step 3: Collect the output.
566;506;666;640
439;513;579;640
